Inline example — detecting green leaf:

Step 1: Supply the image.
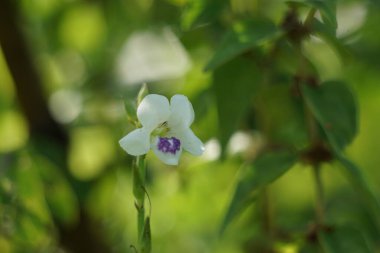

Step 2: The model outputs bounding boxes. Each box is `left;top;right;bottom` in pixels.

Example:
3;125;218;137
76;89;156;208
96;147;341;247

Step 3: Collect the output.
308;0;337;30
311;18;350;60
286;0;337;29
205;19;281;71
31;155;79;226
299;242;320;253
220;150;297;233
318;226;373;253
124;99;137;123
181;0;228;30
137;83;149;105
254;83;309;148
336;155;380;227
301;81;358;151
212;56;259;152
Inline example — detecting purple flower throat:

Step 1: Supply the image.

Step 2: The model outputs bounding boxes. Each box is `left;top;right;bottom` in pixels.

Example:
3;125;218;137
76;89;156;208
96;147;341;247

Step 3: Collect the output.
157;137;181;154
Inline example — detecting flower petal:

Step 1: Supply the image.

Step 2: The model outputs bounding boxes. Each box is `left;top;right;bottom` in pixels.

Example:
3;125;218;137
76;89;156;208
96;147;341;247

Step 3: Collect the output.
175;128;204;156
151;137;182;165
119;128;150;156
138;94;170;130
168;94;194;128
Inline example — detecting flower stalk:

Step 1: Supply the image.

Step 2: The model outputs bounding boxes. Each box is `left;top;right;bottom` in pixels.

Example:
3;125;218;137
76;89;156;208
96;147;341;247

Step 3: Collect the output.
132;155;151;252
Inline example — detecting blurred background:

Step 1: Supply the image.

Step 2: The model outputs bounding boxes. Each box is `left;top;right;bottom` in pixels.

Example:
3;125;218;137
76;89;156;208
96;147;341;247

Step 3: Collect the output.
0;0;380;252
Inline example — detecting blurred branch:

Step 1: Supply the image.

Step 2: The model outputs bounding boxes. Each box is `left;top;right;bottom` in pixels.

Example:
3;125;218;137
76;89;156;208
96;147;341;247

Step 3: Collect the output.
0;1;66;143
0;1;110;252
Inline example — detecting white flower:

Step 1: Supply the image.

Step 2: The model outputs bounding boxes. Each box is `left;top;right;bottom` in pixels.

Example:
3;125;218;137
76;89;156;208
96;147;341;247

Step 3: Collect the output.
119;94;205;165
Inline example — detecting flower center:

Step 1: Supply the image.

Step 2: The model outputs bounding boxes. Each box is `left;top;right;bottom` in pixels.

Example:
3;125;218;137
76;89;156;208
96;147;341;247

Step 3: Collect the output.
152;121;170;136
157;137;181;154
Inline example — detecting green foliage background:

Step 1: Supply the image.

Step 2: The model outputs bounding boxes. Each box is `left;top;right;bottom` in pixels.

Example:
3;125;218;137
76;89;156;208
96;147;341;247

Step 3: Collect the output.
1;0;380;252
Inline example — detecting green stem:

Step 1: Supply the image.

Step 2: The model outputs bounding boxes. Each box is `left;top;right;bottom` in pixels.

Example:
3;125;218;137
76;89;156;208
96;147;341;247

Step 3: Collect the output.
262;187;274;244
304;89;325;227
305;106;318;143
133;156;145;239
304;8;317;28
137;204;145;243
132;156;151;252
295;8;326;227
313;165;324;226
304;91;325;226
294;7;317;80
303;82;325;227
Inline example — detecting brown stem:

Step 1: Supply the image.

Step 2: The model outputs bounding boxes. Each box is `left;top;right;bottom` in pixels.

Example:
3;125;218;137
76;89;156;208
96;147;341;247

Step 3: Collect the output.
0;1;110;252
0;1;66;142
